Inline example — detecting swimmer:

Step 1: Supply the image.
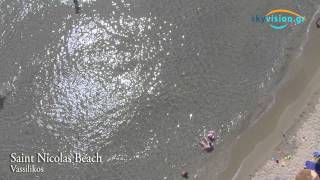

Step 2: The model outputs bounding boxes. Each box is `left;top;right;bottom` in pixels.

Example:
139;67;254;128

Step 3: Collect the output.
207;130;216;142
199;137;214;152
181;171;189;178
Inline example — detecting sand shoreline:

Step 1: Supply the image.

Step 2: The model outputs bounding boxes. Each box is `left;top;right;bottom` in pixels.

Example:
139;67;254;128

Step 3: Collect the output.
216;10;320;180
252;85;320;179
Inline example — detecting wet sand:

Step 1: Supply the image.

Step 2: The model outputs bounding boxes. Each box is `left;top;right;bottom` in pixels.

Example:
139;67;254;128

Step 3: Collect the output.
251;19;320;179
217;11;320;180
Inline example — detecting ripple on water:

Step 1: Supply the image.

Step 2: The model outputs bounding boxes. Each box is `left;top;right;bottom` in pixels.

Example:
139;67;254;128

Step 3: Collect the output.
30;1;176;153
59;0;96;6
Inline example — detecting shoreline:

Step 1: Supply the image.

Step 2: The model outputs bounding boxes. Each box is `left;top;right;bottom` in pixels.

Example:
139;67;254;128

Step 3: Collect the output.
217;9;320;180
253;84;320;179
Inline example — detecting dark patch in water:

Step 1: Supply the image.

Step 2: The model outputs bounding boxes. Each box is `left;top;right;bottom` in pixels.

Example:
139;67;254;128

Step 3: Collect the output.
0;97;4;110
73;0;80;14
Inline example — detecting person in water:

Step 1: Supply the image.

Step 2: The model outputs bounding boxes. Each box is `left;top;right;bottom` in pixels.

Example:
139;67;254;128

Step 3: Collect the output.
316;17;320;28
199;136;214;152
207;130;216;142
73;0;81;14
181;170;189;179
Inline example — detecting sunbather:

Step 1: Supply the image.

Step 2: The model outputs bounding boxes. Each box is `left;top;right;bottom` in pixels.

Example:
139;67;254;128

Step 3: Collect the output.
305;160;320;176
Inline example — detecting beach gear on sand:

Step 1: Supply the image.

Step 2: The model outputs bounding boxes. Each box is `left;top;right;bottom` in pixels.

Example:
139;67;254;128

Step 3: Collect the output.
313;151;320;158
305;161;320;176
284;155;292;160
305;161;316;170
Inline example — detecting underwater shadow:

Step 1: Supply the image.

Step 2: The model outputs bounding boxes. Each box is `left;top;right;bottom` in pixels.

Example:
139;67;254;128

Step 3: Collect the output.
0;97;5;110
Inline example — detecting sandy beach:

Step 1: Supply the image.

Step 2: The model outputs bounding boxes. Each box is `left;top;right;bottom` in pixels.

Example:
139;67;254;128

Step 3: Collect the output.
217;9;320;180
253;89;320;179
251;20;320;180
